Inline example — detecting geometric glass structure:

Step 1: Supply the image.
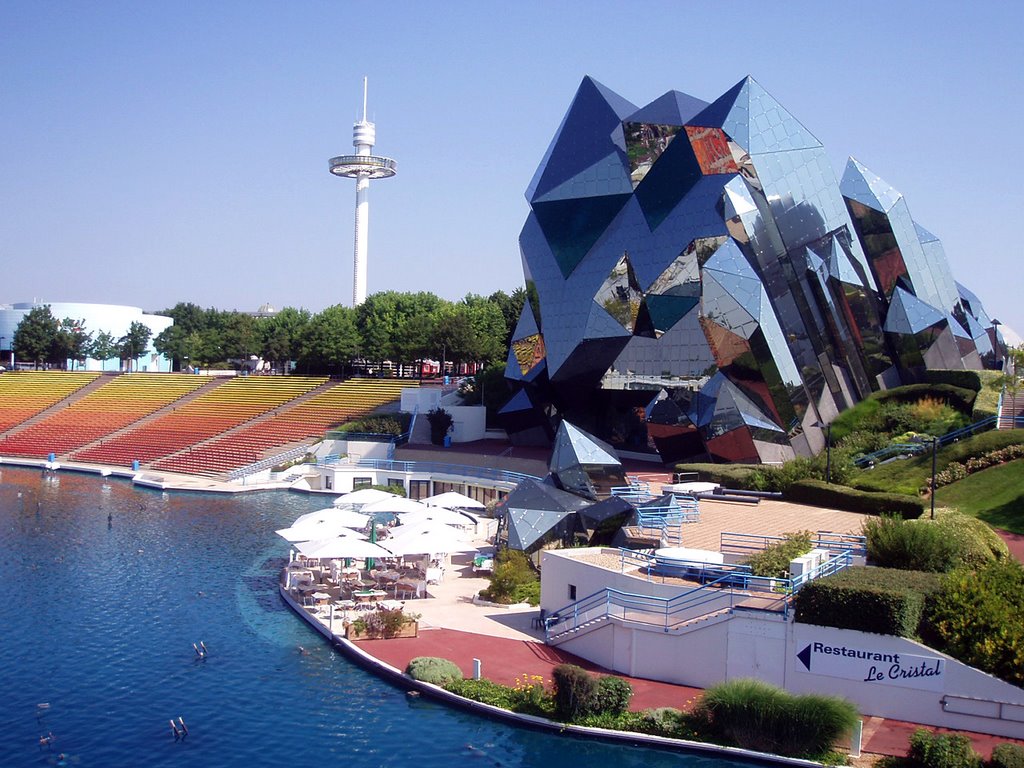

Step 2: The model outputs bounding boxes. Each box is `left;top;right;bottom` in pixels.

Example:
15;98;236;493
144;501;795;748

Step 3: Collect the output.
504;75;1005;464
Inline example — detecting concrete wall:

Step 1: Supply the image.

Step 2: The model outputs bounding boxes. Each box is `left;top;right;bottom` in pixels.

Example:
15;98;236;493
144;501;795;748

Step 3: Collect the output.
545;550;1024;739
401;387;440;413
447;405;486;443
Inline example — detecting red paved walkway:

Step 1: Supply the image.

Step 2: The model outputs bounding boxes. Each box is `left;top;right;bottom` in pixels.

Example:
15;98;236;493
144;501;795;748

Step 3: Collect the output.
356;628;1024;760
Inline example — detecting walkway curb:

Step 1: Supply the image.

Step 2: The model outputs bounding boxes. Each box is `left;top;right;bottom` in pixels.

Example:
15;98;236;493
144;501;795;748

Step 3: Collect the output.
280;584;827;767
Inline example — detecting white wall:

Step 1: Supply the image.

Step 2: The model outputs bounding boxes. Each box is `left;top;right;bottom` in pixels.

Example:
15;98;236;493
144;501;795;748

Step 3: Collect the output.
447;404;486;443
401;387;440;412
545;550;1024;739
0;301;173;371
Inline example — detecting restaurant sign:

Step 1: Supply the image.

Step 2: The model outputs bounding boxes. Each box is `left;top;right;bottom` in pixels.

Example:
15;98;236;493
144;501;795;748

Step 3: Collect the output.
794;629;946;691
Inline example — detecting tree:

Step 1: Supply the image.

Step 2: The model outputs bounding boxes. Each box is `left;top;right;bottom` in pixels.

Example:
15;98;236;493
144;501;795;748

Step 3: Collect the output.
220;311;259;361
119;322;152;372
259;307;311;372
13;305;60;369
89;331;119;372
394;312;436;375
462;295;508;364
433;305;478;370
297;305;360;375
357;291;443;365
56;317;91;370
488;287;526;348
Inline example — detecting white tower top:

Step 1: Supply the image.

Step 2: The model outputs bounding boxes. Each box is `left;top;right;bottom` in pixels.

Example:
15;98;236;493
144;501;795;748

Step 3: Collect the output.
329;77;397;307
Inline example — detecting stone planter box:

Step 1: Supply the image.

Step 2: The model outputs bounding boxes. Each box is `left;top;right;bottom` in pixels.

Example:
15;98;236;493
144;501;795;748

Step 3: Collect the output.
346;620;419;641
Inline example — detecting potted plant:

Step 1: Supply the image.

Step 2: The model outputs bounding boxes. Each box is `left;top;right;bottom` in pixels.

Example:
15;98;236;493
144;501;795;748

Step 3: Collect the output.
426;407;454;446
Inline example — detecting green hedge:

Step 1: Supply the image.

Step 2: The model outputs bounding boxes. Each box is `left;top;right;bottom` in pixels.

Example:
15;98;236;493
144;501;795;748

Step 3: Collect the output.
873;383;977;413
784;479;925;519
907;728;982;768
991;743;1024;768
793;566;942;636
922;370;982;393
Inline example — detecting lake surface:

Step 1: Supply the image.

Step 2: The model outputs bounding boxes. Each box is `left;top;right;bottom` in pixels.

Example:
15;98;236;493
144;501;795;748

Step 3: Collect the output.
0;465;745;767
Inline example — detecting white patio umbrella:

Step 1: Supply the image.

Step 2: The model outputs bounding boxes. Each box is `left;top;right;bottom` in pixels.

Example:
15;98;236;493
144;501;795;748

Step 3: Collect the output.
388;519;470;540
275;519;369;543
398;506;477;528
332;488;398;508
295;537;392;560
380;529;476;557
359;497;432;516
422;491;486;510
292;507;370;528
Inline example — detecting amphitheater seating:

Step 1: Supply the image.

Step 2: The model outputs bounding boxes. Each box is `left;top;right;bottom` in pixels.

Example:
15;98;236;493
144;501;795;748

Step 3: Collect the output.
0;371;101;435
0;373;210;458
70;376;327;468
152;378;414;476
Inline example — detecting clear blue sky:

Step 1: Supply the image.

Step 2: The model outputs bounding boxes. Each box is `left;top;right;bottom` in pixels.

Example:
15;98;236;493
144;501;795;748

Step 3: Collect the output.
2;1;1022;336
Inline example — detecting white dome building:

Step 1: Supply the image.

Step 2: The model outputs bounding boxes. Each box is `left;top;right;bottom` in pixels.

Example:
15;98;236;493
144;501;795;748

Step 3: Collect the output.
0;301;173;372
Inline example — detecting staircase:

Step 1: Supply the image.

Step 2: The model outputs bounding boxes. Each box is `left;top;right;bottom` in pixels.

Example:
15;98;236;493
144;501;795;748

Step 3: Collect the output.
998;390;1024;429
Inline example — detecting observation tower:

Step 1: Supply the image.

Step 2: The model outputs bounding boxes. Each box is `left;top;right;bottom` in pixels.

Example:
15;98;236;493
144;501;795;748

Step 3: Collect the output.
329;78;398;306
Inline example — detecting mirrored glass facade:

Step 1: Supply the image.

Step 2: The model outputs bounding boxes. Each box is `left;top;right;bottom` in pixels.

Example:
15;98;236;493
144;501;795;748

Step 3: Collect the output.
503;76;1005;463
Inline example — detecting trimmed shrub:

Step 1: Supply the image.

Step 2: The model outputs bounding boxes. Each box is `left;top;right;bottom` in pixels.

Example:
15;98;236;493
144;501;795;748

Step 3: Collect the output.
479;548;540;606
444;678;515;709
335;413;410;435
907;728;982;768
934;514;1009;568
693;678;858;758
990;744;1024;768
921;560;1024;687
744;531;813;578
793;566;942;636
594;675;633;716
874;383;977;414
923;369;982;393
864;516;963;572
551;663;599;721
635;707;692;738
786;479;925;519
405;656;463;686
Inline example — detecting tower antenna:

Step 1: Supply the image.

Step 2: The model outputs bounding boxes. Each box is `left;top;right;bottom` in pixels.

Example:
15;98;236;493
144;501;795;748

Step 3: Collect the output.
329;78;397;306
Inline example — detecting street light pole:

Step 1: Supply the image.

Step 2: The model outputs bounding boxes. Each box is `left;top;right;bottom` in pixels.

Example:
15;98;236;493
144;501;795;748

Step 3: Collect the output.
930;437;938;520
824;423;832;484
813;420;832;483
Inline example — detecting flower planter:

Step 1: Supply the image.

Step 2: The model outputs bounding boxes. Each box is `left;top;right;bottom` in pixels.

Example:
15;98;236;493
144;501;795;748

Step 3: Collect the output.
346;620;419;641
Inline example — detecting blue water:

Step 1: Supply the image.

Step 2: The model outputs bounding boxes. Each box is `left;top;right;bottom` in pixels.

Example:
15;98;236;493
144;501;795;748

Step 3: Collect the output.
0;466;744;767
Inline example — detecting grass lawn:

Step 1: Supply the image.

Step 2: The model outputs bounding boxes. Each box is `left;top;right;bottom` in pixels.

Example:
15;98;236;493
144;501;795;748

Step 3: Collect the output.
851;428;1024;497
934;458;1024;534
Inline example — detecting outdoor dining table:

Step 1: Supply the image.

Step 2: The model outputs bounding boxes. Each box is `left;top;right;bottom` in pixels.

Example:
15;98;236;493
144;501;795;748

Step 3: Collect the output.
352;589;387;604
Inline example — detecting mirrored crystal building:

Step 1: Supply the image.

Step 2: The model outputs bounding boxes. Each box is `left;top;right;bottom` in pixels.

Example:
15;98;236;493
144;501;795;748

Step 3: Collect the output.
502;76;1005;464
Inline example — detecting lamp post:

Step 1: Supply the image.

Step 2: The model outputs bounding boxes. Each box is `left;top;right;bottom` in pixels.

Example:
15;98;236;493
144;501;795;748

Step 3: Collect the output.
929;436;938;520
813;421;832;484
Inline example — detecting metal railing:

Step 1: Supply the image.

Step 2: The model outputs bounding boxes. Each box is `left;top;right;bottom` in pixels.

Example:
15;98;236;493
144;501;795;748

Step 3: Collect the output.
720;530;866;560
854;414;1000;468
337;458;538;486
545;547;854;643
636;496;700;528
227;444;311;481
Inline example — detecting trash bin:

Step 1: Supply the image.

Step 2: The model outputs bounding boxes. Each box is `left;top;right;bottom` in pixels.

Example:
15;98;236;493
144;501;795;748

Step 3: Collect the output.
131;460;140;471
443;436;452;448
48;452;56;462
